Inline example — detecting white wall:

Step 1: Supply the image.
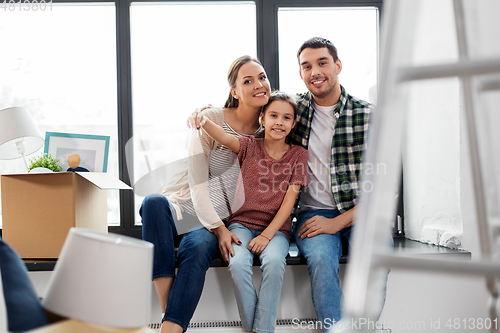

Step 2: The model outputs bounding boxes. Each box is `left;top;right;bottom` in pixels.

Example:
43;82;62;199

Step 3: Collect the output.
403;0;463;249
390;0;500;332
403;0;500;254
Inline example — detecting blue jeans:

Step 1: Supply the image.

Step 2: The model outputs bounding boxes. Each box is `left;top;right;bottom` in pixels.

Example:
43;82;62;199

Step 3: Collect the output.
293;209;351;331
228;223;290;333
140;194;219;331
0;240;49;332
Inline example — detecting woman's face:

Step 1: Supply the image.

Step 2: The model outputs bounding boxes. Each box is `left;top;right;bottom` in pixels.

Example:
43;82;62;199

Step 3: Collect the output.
231;61;271;108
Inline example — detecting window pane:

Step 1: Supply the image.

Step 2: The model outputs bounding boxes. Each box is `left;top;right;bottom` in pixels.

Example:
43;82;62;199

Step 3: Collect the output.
130;2;256;225
278;7;378;103
0;4;119;227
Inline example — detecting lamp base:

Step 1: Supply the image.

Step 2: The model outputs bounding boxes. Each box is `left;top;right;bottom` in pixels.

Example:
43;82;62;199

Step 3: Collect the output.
15;140;30;173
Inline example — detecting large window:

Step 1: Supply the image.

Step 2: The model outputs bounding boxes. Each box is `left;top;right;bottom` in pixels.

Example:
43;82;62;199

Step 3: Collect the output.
0;0;381;237
130;2;256;225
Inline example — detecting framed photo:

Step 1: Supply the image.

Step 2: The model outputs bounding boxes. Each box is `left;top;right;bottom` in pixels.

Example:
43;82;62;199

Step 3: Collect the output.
44;132;110;172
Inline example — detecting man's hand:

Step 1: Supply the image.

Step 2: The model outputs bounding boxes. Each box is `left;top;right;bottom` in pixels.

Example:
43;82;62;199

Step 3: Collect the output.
298;207;357;239
248;235;269;255
212;225;241;263
298;215;343;239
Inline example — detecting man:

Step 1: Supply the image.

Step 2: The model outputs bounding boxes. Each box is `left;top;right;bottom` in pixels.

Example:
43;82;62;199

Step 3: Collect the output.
289;37;372;331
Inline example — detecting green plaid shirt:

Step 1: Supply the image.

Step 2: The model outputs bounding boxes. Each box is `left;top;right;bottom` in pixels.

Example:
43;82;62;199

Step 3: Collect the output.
289;85;372;213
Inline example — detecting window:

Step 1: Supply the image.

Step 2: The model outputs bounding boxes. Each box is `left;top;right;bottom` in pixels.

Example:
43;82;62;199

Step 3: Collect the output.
278;7;378;103
130;1;256;225
0;3;119;227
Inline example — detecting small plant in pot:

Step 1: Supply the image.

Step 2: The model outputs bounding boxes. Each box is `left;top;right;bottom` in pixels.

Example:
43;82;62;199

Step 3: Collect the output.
28;153;63;173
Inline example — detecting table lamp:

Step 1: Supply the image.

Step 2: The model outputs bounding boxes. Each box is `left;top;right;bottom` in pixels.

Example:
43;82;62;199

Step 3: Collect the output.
42;228;153;328
0;107;44;172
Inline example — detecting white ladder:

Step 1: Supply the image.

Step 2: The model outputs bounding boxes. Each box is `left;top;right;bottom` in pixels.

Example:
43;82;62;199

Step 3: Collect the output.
337;0;500;332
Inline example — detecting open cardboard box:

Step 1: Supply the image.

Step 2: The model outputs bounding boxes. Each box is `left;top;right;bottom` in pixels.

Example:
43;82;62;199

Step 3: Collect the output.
1;172;131;259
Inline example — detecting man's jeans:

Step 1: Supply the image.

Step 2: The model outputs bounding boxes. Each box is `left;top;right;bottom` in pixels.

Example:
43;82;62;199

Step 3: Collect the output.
228;223;290;333
293;209;351;331
140;194;218;331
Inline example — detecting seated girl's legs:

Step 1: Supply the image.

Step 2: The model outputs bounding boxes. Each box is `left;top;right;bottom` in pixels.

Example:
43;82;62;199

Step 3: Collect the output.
254;231;290;333
164;226;219;331
293;209;344;332
227;223;258;333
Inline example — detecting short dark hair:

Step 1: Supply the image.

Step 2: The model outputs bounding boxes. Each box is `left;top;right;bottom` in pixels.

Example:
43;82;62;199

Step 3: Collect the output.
296;37;338;63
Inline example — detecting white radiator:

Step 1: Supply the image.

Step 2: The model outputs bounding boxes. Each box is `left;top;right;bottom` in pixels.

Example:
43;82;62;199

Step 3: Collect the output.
149;319;391;332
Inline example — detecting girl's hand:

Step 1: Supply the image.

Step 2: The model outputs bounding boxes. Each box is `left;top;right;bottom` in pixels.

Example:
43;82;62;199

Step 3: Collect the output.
186;111;207;130
248;235;270;255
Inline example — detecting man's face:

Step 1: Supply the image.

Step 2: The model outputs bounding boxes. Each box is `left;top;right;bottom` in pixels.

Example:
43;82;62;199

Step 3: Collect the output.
299;47;342;105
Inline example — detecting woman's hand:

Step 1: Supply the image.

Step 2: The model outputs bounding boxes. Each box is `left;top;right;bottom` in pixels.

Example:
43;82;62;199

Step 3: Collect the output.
248;235;270;255
212;225;241;264
186;111;207;130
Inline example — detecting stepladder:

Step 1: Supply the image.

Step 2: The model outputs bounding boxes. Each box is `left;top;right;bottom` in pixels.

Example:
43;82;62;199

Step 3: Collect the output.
335;0;500;332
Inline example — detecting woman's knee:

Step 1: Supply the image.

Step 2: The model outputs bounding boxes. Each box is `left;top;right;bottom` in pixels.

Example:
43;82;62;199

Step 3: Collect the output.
177;229;218;267
140;194;175;237
141;194;170;213
182;229;217;252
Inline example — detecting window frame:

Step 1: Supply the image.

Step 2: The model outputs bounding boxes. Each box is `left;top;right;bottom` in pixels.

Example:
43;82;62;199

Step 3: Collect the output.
0;0;383;239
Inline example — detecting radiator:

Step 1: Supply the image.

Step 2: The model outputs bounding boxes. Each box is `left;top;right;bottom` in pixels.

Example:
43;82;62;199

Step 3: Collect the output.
149;319;391;332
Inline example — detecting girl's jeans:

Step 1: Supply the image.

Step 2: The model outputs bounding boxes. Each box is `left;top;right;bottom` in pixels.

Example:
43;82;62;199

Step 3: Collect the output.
228;223;290;333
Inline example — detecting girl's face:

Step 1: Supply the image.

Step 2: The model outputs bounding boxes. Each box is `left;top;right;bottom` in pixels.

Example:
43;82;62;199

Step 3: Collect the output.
261;100;296;141
231;61;270;108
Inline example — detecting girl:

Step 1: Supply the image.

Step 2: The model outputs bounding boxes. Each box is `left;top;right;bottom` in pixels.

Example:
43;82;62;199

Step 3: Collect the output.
188;92;309;333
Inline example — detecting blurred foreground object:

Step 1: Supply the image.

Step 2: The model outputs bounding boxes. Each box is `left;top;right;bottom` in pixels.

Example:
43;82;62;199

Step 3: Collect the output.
42;228;153;328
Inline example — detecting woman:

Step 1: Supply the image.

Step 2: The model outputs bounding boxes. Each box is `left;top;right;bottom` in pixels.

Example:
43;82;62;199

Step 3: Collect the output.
140;55;271;333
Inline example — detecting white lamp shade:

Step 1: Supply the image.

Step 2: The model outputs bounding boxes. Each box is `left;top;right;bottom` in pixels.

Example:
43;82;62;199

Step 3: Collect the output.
42;228;153;328
0;107;44;159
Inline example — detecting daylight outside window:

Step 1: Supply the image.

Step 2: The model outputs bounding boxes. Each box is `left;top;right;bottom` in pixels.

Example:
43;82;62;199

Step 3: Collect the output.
0;4;119;227
278;7;378;103
130;2;257;225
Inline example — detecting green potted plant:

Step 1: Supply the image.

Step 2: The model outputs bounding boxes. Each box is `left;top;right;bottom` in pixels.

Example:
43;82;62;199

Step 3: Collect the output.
28;153;63;173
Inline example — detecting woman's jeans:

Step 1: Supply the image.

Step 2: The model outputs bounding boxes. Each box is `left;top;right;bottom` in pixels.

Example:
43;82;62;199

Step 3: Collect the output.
228;223;290;333
0;240;49;332
140;194;218;331
293;209;350;332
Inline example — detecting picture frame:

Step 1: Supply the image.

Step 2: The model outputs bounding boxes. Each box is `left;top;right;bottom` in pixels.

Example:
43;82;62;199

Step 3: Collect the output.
44;132;110;172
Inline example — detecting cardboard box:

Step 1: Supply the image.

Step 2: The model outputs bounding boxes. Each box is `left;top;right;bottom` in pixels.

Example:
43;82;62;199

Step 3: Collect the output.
1;172;130;259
